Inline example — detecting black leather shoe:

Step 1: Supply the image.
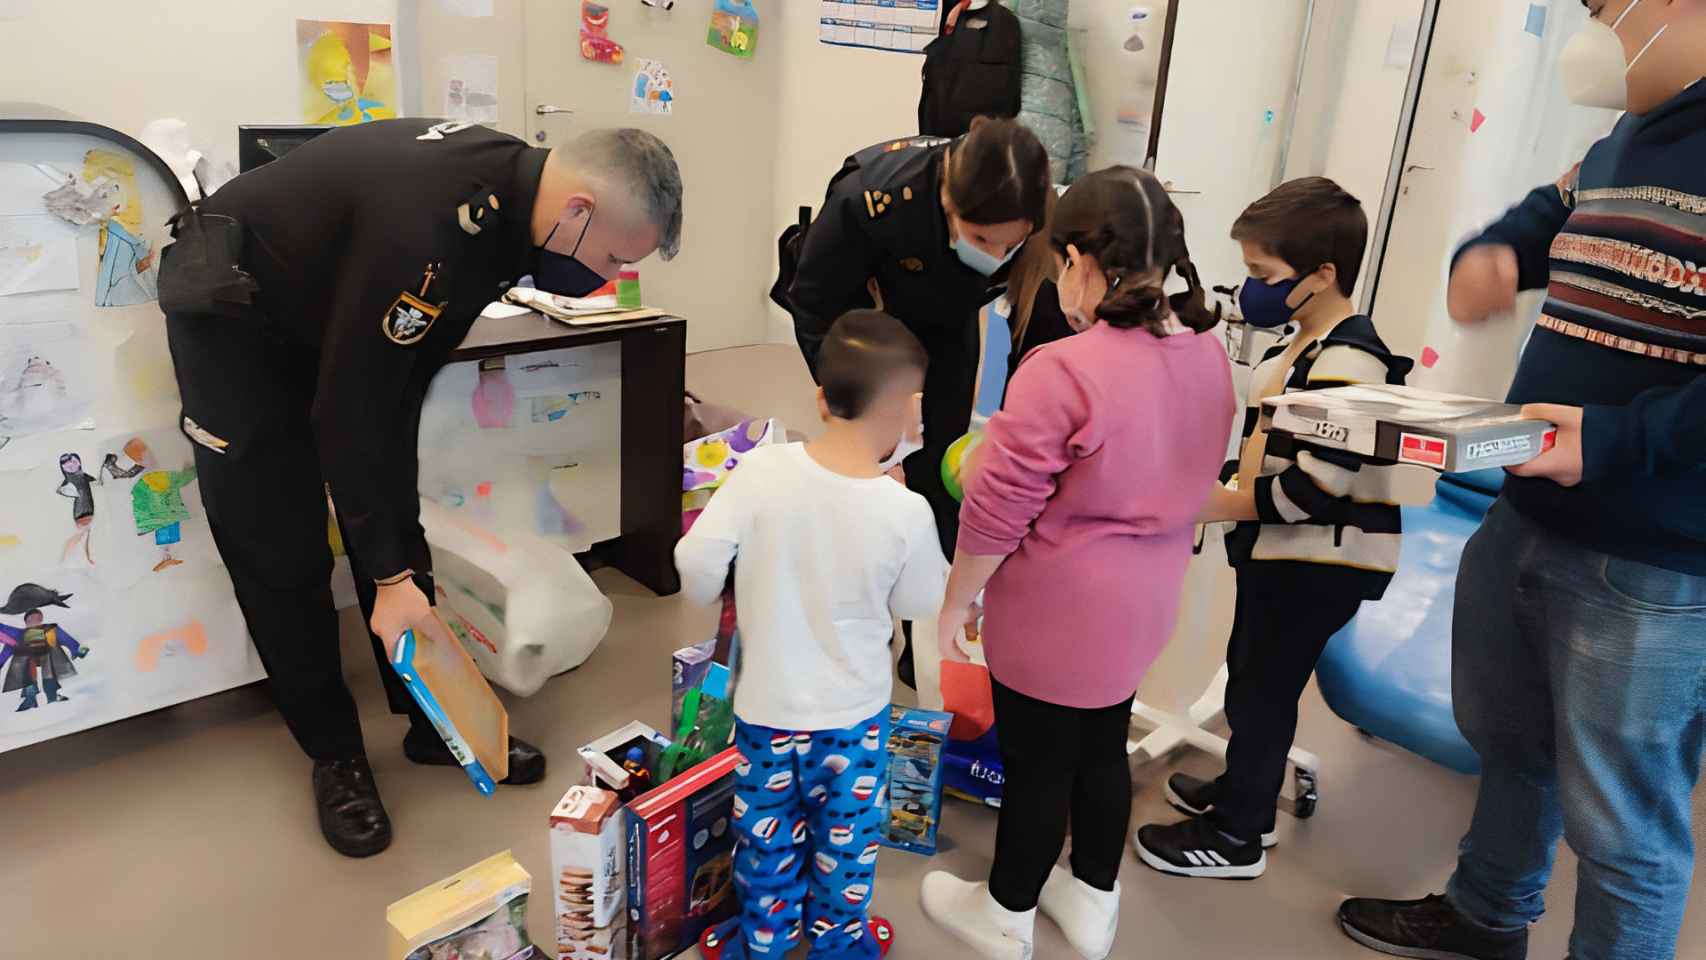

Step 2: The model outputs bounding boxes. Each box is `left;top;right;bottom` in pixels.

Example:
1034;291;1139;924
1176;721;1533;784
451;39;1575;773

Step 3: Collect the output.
312;758;392;858
1339;894;1527;960
403;732;547;786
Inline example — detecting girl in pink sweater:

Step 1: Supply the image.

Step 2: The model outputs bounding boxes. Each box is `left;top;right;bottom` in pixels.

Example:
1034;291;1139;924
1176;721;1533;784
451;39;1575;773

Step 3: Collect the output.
921;167;1236;960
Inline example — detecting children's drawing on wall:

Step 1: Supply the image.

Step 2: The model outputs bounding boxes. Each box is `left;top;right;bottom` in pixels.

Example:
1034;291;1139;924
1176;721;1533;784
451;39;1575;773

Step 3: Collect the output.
134;619;208;672
0;214;80;297
580;2;624;64
82;149;159;308
0;583;89;712
442;53;500;125
296;20;398;125
0;321;93;450
630;59;674;115
55;450;141;567
41;172;122;227
118;438;198;573
707;0;759;58
528;390;601;423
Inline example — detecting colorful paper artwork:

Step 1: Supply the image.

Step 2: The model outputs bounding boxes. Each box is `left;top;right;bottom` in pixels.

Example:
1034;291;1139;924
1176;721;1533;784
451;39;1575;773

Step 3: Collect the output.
630;59;675;115
296;20;398;126
83;150;157;307
0;215;79;297
134;619;208;672
529;391;602;423
707;0;759;58
0;580;93;716
580;2;624;65
683;418;779;494
443;53;499;125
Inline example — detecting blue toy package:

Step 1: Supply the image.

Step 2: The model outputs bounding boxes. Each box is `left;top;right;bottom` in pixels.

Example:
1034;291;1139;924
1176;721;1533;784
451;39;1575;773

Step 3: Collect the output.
942;729;1005;808
880;705;952;855
388;628;501;796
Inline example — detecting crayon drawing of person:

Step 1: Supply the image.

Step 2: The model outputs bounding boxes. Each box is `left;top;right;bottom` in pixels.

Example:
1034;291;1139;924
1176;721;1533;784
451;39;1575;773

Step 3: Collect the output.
0;583;89;712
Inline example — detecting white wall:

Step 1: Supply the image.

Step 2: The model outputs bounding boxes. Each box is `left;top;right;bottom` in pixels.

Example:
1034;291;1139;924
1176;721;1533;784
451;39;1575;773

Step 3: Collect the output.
1075;0;1170;171
1151;0;1311;300
0;0;409;176
764;3;925;345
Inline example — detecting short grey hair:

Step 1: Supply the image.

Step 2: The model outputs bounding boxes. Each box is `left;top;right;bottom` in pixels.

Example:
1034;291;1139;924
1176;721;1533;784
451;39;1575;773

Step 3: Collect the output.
568;128;684;260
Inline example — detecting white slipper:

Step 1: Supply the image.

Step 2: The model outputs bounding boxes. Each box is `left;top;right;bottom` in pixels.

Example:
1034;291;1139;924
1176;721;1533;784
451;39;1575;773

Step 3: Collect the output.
920;871;1035;960
1039;865;1120;960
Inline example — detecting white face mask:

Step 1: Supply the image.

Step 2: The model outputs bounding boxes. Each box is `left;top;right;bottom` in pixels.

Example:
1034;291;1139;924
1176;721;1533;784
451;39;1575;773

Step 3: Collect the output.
878;392;925;472
1560;0;1668;110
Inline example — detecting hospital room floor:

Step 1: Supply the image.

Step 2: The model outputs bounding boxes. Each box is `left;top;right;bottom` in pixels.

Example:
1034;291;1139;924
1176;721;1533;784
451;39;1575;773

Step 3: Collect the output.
5;344;1704;959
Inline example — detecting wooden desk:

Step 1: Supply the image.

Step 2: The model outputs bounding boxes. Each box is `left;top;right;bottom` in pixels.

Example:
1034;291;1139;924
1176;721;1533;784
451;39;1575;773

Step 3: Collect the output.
450;310;685;596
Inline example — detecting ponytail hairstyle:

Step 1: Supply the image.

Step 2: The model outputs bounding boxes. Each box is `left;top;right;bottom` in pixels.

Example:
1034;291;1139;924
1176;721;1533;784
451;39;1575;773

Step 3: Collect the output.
1004;187;1060;350
945;116;1051;230
1049;166;1221;337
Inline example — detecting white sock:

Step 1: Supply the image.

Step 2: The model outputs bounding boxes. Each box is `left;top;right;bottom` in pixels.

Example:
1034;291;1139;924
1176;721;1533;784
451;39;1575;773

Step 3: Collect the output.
1039;865;1121;960
921;871;1034;960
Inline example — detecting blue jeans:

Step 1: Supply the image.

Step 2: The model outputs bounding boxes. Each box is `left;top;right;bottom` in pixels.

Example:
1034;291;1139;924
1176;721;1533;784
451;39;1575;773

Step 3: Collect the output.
1446;499;1706;960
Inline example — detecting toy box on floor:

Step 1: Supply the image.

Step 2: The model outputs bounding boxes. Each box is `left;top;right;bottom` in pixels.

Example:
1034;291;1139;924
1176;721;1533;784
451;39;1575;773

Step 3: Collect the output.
662;644;734;781
388;851;536;960
881;705;952;855
580;720;673;803
625;746;742;959
551;786;628;959
942;728;1004;808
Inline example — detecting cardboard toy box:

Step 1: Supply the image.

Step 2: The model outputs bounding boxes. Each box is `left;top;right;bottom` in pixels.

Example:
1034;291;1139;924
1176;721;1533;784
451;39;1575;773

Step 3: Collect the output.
1262;384;1556;473
942;728;1004;808
387;851;537;960
625;746;742;960
551;786;628;960
881;705;952;855
580;721;673;802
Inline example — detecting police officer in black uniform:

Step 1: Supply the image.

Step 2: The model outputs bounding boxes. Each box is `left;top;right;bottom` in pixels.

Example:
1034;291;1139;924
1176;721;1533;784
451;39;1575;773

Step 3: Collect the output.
775;117;1050;683
157;119;683;857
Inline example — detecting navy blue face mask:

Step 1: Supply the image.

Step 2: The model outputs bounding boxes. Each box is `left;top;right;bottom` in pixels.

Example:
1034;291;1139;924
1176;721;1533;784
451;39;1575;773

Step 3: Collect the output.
1238;276;1313;329
534;207;606;297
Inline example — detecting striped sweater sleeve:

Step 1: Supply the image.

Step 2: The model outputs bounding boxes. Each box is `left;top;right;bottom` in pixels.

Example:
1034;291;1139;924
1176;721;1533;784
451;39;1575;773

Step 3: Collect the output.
1254;344;1391;527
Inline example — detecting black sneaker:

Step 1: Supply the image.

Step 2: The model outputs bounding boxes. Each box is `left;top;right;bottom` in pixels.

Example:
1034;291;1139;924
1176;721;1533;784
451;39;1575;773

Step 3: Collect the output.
1134;815;1265;879
1338;894;1527;960
1163;773;1278;848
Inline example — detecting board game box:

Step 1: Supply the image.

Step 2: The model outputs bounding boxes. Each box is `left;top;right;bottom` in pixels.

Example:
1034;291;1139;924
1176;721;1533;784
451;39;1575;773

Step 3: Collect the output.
1262;384;1556;473
881;705;952;855
550;786;628;959
624;747;742;959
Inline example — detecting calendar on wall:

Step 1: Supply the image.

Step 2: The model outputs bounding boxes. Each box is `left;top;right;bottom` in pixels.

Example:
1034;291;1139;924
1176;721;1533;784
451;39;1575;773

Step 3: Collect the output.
819;0;939;54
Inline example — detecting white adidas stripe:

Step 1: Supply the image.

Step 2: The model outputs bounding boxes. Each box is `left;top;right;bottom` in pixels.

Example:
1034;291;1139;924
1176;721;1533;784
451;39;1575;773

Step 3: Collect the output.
1183;851;1204;867
1208;851;1231;867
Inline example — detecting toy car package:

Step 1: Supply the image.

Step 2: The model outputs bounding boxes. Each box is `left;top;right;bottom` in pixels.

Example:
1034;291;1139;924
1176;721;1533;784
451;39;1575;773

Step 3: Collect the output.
1261;384;1556;473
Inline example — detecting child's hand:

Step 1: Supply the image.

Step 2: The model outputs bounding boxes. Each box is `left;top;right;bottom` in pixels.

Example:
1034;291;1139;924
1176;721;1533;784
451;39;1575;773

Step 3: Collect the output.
937;606;972;664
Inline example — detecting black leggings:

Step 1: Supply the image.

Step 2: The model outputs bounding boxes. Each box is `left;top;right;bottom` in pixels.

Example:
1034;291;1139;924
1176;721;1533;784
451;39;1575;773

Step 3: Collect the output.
988;679;1136;912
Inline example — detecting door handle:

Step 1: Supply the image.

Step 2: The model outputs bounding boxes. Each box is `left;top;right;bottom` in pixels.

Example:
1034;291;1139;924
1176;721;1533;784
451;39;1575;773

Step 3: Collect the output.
536;104;572;116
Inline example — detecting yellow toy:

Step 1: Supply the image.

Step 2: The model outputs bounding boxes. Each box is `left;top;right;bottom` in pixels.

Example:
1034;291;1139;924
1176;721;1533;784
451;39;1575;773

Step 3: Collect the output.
941;430;985;503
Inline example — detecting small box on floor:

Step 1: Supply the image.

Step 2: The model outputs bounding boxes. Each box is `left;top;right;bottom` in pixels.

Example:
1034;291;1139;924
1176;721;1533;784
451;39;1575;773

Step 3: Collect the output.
579;721;672;803
387;851;537;960
551;786;628;960
1261;384;1557;473
942;728;1004;808
625;746;742;960
881;705;952;855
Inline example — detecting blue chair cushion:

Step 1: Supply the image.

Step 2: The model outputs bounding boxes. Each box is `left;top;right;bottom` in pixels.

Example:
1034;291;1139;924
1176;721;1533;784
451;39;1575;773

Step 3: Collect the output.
1314;472;1502;775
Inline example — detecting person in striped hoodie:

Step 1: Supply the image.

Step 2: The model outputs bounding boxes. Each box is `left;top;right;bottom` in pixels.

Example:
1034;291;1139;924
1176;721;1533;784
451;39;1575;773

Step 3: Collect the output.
1340;3;1706;959
1134;177;1414;881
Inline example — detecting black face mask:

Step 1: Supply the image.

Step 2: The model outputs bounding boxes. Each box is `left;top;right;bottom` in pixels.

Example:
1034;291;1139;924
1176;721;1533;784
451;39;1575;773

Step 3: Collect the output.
533;207;606;297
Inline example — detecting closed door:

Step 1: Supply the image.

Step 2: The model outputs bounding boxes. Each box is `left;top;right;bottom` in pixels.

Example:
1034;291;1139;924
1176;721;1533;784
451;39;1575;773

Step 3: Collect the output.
522;0;782;351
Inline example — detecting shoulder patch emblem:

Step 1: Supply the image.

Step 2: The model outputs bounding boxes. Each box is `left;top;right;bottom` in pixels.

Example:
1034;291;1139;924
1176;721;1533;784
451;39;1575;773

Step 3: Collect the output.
383;292;443;345
864;190;893;219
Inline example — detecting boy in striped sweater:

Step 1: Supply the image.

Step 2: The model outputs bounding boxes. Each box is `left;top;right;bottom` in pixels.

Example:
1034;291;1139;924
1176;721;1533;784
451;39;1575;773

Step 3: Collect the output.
1135;177;1413;880
1342;4;1706;959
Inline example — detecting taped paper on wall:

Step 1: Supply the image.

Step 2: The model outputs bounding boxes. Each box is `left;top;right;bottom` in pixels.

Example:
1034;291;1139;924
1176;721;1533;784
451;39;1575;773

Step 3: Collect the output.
0;215;79;297
580;2;624;64
297;20;398;125
82;150;157;307
443;53;499;124
707;0;759;58
820;0;938;54
630;59;674;114
0;322;94;444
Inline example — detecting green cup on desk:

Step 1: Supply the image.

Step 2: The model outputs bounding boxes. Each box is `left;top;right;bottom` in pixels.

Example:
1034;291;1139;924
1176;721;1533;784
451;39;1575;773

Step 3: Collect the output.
617;268;642;309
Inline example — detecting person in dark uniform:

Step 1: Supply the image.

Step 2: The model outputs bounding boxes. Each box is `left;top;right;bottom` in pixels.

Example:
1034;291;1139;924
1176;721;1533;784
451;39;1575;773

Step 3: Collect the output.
155;119;683;857
777;117;1049;684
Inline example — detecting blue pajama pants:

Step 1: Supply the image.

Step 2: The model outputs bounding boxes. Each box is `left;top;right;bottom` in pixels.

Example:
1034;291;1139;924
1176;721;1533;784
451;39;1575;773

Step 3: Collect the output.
722;707;890;960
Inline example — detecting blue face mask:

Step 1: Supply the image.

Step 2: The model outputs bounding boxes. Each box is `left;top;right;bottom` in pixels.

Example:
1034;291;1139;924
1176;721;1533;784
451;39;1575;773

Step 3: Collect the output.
1239;276;1311;329
952;235;1018;277
534;207;607;297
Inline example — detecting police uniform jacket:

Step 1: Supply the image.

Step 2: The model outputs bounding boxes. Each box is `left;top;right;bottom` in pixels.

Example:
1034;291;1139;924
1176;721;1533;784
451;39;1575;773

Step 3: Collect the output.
166;119;546;581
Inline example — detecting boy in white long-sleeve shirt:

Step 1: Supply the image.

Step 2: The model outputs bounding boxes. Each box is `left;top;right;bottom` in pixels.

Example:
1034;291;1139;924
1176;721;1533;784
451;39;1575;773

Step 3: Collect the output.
675;309;946;960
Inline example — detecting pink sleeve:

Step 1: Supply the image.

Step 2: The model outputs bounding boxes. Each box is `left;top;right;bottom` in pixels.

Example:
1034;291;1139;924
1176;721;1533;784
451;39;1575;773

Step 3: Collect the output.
957;350;1102;557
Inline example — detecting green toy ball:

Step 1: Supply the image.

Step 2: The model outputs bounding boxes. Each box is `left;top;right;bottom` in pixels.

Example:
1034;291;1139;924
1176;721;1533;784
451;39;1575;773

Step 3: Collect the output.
941;430;985;503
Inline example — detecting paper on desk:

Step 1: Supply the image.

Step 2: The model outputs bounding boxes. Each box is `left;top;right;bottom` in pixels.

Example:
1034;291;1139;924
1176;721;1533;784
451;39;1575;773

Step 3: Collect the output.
502;286;623;319
480;300;534;320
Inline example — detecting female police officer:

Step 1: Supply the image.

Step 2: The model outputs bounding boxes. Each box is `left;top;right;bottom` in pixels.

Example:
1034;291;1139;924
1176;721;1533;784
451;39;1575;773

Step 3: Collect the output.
777;117;1050;682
